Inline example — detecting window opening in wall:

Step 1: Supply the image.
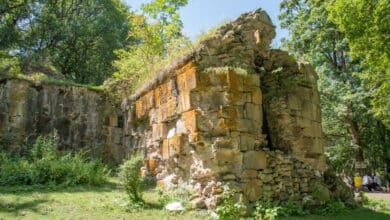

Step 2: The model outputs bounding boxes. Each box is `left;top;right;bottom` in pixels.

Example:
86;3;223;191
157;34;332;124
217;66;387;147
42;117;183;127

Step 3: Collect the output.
117;115;124;128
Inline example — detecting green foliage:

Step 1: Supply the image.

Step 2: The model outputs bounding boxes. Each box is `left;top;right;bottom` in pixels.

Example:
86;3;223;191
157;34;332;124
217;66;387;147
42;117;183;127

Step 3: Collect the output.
1;0;131;85
279;0;390;174
119;155;146;205
0;134;110;186
252;198;350;219
253;199;308;219
216;186;246;220
311;183;331;204
108;0;190;99
327;0;390;128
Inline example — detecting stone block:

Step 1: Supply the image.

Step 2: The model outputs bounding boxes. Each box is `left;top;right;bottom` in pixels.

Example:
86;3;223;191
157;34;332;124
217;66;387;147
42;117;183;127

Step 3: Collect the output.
225;91;245;105
214;137;239;149
182;110;197;133
301;100;314;120
185;65;197;91
243;179;262;202
242;169;258;179
177;64;197;91
288;95;300;110
243;151;267;170
311;138;324;154
152;123;167;141
135;99;144;119
239;133;255;151
227;70;244;91
178;92;192;113
191;91;228;110
146;159;157;175
166;98;177;118
168;134;184;156
155;81;172;106
251;88;262;105
244;103;262;124
189;132;200;143
162;139;169;159
313;104;321;121
197;112;229;135
313;122;322;138
236;118;253;132
215;149;240;165
144;91;154;111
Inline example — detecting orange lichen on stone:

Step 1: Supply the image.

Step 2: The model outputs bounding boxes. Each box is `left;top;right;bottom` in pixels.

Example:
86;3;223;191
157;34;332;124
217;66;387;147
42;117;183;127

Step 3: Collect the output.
177;92;192;113
155;81;172;106
144;91;154;111
162;139;169;160
182;110;197;133
166;97;177;119
227;70;244;91
146;159;157;175
135;99;144;119
168;134;184;156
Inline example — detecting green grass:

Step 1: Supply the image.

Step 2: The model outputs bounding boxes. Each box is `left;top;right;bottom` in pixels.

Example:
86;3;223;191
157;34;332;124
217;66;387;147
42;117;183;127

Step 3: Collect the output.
0;72;104;92
0;179;207;220
0;179;389;220
282;208;390;220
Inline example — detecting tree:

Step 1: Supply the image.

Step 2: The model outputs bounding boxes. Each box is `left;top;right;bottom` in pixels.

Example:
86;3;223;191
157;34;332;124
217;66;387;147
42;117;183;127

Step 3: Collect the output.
279;0;390;174
1;0;131;85
327;0;390;128
109;0;189;98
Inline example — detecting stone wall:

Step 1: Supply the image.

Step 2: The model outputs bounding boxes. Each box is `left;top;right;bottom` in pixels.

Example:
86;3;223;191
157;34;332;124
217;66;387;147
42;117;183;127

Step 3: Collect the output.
0;78;126;163
124;8;331;209
127;63;326;208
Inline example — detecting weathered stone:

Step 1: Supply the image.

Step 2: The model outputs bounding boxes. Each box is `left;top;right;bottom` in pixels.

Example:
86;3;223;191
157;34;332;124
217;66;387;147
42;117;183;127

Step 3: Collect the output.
243;179;262;202
244;151;267;170
116;8;330;210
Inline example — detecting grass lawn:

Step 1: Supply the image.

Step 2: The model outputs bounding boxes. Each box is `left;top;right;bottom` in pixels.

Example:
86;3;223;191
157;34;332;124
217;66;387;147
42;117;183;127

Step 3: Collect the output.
0;179;389;220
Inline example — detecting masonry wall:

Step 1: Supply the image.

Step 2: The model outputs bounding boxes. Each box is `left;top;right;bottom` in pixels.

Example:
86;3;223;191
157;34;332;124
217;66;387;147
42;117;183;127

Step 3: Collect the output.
128;57;327;208
0;78;126;163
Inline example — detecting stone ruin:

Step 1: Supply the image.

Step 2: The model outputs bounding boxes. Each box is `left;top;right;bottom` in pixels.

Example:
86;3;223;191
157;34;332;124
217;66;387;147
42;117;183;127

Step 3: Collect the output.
0;8;352;210
0;78;126;163
122;9;339;209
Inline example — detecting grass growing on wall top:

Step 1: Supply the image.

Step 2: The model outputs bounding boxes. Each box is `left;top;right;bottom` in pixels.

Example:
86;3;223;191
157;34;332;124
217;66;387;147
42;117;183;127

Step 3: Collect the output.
0;72;104;92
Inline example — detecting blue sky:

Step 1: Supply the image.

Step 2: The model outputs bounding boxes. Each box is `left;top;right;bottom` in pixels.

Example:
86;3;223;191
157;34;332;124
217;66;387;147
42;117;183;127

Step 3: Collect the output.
124;0;287;45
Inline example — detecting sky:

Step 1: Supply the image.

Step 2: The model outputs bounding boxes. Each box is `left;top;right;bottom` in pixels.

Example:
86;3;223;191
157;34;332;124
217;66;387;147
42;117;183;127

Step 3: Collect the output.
124;0;287;45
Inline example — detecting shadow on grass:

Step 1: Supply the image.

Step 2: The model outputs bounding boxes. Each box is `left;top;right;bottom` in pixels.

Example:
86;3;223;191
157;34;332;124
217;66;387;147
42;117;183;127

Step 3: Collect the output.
0;180;121;195
0;199;49;215
282;208;390;220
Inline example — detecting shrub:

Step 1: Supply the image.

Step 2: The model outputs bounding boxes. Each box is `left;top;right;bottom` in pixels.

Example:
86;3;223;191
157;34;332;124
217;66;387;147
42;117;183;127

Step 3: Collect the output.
119;155;146;205
0;135;110;186
252;198;349;219
216;186;246;220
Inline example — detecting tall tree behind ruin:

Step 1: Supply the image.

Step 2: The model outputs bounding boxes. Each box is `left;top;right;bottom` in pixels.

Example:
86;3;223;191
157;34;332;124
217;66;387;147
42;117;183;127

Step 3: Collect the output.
0;0;131;85
279;0;390;173
110;0;189;98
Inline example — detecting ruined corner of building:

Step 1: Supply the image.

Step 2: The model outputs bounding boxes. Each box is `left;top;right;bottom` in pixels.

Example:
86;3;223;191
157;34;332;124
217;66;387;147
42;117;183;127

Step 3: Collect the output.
123;8;353;209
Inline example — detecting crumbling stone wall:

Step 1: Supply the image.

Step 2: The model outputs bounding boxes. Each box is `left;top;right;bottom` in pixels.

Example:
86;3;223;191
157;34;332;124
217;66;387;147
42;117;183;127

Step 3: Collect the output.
0;78;126;163
125;9;330;208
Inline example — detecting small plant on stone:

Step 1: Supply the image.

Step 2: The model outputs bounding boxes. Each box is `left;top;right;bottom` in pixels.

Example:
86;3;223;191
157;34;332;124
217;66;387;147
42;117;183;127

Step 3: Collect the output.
253;199;281;220
119;154;146;207
216;185;246;220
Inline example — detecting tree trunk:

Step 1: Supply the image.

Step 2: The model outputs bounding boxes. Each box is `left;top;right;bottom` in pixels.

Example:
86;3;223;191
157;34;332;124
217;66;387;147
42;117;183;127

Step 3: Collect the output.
348;119;364;163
